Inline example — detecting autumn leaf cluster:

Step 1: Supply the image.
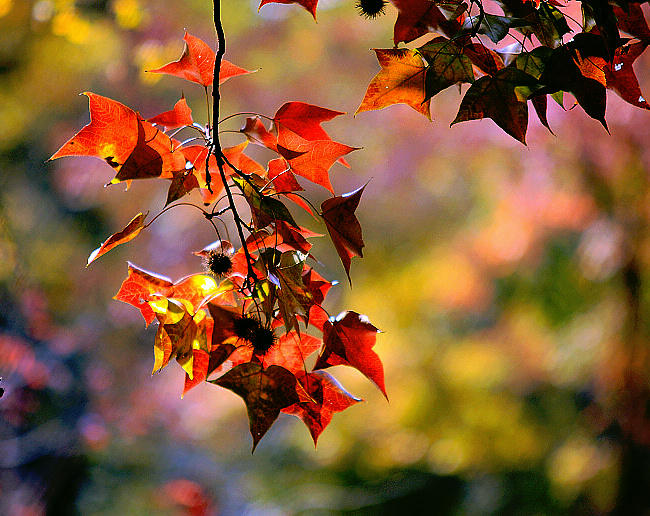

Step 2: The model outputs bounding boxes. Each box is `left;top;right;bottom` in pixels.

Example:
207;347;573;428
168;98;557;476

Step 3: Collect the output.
277;0;650;144
50;32;384;451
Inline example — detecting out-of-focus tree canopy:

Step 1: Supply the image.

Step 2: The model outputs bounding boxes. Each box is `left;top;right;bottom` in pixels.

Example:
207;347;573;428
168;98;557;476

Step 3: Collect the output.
2;0;650;514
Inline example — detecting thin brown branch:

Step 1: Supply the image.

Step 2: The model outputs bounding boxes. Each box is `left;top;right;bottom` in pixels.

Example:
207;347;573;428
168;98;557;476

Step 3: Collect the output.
212;0;258;292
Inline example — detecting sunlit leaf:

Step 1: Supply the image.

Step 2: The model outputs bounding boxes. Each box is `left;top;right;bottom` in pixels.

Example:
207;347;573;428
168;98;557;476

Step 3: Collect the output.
87;212;148;266
147;96;194;128
321;184;366;284
356;48;430;120
315;311;386;399
148;32;253;87
283;370;362;445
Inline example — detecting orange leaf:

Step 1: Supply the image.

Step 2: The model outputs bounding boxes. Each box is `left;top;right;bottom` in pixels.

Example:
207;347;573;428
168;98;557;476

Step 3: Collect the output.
241;116;278;152
267;158;303;193
355;49;431;120
278;132;357;193
112;118;186;182
50;93;185;182
274;101;350;167
262;331;322;374
50;92;139;165
114;262;174;326
182;349;210;397
148;32;252;87
274;101;345;144
87;212;148;266
147;96;194;128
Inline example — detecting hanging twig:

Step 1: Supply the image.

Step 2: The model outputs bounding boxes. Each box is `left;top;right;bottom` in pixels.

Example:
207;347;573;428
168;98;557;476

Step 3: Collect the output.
212;0;258;292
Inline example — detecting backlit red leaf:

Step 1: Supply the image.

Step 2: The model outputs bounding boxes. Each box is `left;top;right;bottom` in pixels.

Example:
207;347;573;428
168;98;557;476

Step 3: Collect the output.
50;93;185;182
302;267;335;330
147;97;194;128
114;262;174;326
262;331;322;374
283;370;362;445
273;102;346;149
320;184;366;283
112;118;186;182
267;158;303;193
391;0;462;44
50;92;138;165
605;41;650;110
148;32;253;87
355;48;431;120
258;0;318;19
151;298;197;374
182;349;210;397
278;132;357;193
315;311;386;399
181;315;214;396
172;274;223;313
87;212;148;266
241;116;278;152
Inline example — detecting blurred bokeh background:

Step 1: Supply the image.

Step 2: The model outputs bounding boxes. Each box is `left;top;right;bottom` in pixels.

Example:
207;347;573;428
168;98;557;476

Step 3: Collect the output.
2;0;650;514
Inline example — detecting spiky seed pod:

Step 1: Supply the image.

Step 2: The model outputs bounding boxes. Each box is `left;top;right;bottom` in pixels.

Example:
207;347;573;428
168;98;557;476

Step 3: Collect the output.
232;316;277;355
233;316;260;343
250;326;277;354
356;0;387;18
204;250;233;277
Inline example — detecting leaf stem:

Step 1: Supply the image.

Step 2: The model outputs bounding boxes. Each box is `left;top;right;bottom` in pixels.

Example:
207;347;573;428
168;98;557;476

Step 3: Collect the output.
219;112;274;125
143;202;212;229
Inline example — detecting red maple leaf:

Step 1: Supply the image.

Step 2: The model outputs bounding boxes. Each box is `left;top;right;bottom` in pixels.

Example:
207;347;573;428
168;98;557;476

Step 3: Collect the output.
258;0;318;19
241;116;278;152
50;93;186;182
262;331;322;374
605;41;650;110
182;348;210;397
302;267;335;331
148;32;253;87
151;298;198;374
315;311;386;399
50;93;138;165
278;132;356;193
282;370;362;445
147;96;194;128
274;102;345;144
114;262;174;326
391;0;461;45
320;184;366;283
87;212;148;266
